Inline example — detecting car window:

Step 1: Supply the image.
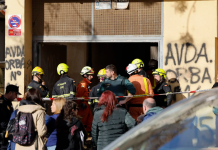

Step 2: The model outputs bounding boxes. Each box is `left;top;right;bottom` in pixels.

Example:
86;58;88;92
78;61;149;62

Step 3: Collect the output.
139;106;218;150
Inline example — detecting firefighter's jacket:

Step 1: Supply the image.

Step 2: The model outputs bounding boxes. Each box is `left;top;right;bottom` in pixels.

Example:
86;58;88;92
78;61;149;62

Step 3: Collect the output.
153;81;172;107
52;75;76;99
76;78;93;132
88;82;101;109
27;80;49;98
128;74;154;105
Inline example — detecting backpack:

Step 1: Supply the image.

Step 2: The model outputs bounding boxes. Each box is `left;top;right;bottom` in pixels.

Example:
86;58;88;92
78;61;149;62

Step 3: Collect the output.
13;112;37;145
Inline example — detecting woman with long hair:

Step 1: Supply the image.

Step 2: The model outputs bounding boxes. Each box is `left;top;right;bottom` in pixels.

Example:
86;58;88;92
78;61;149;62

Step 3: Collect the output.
91;90;136;150
15;88;47;150
56;101;87;150
46;97;66;150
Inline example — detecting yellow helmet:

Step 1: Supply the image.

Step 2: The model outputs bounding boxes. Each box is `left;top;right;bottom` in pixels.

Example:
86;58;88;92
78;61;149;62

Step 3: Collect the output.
57;63;69;75
80;66;94;76
131;58;144;69
97;68;106;77
32;66;44;76
152;68;166;79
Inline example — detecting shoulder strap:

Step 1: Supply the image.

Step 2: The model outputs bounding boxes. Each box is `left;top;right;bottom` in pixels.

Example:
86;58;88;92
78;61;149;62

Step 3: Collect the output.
143;78;148;95
14;109;18;118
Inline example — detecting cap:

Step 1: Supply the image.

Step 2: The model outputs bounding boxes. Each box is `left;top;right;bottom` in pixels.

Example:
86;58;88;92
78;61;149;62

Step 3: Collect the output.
6;84;21;95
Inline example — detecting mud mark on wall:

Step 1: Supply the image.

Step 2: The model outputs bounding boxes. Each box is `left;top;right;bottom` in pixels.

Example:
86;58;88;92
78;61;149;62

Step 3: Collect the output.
5;45;24;83
174;1;188;14
179;1;196;44
165;43;212;97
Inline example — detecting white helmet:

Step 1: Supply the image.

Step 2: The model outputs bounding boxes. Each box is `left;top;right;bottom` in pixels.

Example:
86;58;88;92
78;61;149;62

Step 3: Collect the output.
80;66;94;76
126;64;138;75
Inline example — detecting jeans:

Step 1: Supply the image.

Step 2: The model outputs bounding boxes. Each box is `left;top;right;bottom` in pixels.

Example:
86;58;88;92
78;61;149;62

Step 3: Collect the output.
47;145;56;150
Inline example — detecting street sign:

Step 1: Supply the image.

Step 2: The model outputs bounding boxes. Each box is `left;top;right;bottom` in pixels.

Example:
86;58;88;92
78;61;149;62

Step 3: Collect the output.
8;15;21;36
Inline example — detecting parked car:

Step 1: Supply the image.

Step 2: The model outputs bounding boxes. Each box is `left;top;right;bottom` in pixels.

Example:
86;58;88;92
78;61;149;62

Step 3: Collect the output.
104;88;218;150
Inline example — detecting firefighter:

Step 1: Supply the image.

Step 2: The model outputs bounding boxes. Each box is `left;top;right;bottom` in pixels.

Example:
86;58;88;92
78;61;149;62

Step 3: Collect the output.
146;59;158;89
152;68;173;108
126;64;154;120
27;66;49;98
88;68;106;109
131;58;148;78
76;66;94;134
52;63;76;99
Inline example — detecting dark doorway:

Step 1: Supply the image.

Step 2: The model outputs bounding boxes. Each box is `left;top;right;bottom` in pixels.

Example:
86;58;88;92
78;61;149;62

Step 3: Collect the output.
40;44;67;96
90;42;158;86
35;42;158;90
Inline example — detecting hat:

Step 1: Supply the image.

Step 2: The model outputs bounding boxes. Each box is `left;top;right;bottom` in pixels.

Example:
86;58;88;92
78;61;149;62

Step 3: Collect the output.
6;85;21;95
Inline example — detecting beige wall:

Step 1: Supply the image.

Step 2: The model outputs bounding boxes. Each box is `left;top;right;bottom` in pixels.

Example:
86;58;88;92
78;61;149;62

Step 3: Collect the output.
5;0;32;96
163;0;217;96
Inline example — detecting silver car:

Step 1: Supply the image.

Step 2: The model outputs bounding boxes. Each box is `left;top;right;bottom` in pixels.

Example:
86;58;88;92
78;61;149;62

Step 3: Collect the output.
104;88;218;150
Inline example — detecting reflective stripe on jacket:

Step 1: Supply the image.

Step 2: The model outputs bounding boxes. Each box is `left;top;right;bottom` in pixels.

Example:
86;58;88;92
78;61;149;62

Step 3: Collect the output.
89;82;101;108
128;75;154;104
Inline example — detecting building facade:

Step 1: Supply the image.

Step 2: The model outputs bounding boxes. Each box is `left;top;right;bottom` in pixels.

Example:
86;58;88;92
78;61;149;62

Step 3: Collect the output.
2;0;217;99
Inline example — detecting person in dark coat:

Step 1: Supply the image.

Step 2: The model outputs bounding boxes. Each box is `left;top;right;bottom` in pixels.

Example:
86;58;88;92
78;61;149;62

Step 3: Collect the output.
91;90;136;150
89;68;106;110
56;101;87;150
152;68;172;108
0;85;21;150
27;66;49;98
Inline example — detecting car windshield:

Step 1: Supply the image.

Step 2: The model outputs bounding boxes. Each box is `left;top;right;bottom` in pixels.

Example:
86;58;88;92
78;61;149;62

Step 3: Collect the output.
104;88;218;150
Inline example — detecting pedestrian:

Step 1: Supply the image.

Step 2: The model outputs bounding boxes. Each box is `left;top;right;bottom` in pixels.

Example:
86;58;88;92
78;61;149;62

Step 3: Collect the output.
97;64;136;107
46;97;66;150
142;98;163;121
126;64;154;120
56;101;87;150
76;66;94;134
89;68;106;110
15;88;47;150
152;68;173;108
7;90;50;150
131;58;148;78
27;66;49;98
52;63;76;99
92;91;136;150
0;85;21;150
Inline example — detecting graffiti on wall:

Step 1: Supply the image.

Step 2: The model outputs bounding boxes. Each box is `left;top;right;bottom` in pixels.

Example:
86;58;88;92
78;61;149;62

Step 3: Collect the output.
165;43;212;98
5;45;24;84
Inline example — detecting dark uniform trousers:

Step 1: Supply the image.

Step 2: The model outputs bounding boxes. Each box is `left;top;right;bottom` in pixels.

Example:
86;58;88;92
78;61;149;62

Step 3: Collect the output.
0;96;13;150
